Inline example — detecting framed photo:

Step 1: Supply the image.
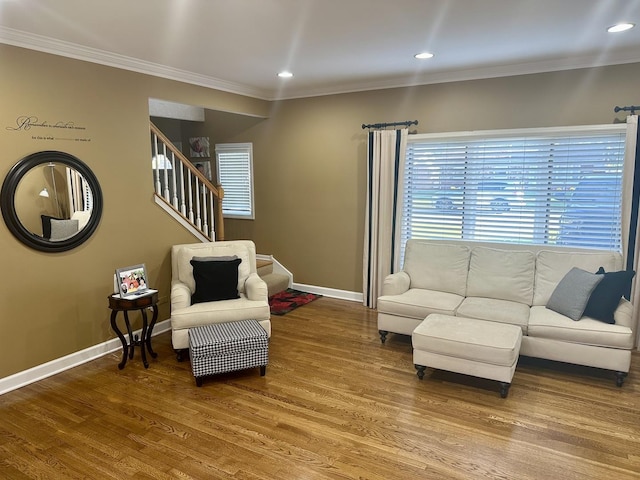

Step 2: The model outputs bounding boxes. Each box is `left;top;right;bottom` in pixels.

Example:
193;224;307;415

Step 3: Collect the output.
189;136;210;158
115;264;149;298
193;161;212;180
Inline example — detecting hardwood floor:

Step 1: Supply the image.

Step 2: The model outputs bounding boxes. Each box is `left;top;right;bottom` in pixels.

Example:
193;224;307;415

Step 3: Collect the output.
0;297;639;479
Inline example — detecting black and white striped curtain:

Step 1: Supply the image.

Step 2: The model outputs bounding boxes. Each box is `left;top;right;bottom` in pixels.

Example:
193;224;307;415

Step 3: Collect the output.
363;129;408;308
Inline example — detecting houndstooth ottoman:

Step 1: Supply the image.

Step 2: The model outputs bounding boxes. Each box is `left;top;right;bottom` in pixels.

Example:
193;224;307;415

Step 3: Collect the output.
188;320;268;387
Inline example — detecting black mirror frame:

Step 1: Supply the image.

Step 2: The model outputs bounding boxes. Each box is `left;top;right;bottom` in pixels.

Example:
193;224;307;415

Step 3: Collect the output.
1;150;103;253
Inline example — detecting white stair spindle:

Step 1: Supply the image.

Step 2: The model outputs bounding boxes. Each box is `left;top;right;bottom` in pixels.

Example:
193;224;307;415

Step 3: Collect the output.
179;162;187;216
152;133;161;195
162;144;170;201
195;177;202;229
170;151;178;209
187;169;194;222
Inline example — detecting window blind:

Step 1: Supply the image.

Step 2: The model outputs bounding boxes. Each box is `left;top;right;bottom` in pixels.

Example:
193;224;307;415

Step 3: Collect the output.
401;126;626;259
215;143;254;219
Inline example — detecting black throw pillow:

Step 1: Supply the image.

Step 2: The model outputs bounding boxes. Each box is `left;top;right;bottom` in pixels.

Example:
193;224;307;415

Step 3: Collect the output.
583;267;635;324
190;258;242;304
41;214;62;239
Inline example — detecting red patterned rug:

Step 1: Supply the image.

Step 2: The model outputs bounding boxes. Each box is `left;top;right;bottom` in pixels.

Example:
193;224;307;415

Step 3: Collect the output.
269;288;322;315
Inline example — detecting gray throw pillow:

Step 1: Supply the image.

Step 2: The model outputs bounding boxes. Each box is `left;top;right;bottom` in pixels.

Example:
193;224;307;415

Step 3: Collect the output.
546;267;604;321
49;218;79;241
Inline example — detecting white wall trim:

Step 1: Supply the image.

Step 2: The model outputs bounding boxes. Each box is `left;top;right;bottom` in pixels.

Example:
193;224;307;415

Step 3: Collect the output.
293;282;363;303
153;195;210;242
0;319;171;396
0;283;364;396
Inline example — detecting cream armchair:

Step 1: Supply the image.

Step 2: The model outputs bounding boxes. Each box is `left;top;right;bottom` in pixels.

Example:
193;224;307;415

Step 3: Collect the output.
170;240;271;359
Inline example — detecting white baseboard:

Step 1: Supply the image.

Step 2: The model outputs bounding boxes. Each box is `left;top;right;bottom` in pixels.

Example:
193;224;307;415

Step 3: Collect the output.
0;319;171;396
0;284;363;396
292;282;363;303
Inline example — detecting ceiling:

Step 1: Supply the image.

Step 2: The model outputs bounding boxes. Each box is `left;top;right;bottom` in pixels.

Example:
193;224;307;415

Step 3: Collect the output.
1;0;640;101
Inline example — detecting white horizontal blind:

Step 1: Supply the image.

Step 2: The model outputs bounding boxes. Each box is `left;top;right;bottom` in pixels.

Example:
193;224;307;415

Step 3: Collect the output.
401;126;626;258
215;143;254;219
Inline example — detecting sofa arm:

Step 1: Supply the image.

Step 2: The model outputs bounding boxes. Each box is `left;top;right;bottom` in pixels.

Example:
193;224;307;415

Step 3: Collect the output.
614;298;634;329
245;273;268;301
171;281;192;310
381;271;411;296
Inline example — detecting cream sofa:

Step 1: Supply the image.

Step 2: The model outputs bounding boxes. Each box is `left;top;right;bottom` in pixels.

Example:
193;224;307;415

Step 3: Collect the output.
170;241;271;359
377;239;636;386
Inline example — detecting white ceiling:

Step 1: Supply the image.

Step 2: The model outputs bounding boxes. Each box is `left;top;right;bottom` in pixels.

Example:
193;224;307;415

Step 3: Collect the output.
1;0;640;100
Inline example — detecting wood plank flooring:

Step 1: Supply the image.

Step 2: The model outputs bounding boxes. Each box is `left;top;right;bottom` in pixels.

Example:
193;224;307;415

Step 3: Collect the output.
0;296;638;479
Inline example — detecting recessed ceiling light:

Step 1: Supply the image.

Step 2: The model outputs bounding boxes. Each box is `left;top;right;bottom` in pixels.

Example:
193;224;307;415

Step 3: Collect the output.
414;52;434;60
607;23;635;33
277;71;294;78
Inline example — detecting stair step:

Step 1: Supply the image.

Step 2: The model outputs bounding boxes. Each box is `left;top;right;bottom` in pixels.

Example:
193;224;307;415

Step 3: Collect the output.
261;272;290;298
256;259;273;276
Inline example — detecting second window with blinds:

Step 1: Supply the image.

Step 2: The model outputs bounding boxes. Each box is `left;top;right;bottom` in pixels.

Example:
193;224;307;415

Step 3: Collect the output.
215;143;255;219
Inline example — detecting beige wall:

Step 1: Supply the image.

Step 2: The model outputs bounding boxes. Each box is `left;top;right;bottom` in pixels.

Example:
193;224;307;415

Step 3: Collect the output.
1;42;639;379
0;45;268;378
224;62;640;291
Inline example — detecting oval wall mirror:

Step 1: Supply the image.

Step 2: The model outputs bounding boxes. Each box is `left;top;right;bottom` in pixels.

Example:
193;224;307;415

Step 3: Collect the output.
1;150;103;252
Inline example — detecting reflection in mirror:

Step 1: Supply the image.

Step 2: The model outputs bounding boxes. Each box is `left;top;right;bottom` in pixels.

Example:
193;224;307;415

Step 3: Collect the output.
1;151;102;252
15;163;93;241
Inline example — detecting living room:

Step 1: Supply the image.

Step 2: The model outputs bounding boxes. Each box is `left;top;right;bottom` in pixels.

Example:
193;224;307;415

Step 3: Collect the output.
1;2;639;478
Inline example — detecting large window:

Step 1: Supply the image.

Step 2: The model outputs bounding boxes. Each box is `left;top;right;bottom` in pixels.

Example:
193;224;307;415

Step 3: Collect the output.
401;125;626;257
215;143;254;219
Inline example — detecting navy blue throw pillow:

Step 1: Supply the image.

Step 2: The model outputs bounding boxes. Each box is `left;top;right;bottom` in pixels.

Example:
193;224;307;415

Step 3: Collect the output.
190;258;242;304
583;267;635;324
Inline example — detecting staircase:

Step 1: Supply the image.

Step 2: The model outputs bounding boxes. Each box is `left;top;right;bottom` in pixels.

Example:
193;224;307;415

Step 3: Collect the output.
151;121;293;296
150;122;224;241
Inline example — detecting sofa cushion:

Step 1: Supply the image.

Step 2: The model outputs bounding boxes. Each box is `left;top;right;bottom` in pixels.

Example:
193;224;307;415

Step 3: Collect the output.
545;267;603;321
583;268;636;324
403;241;470;296
456;297;530;333
377;288;464;320
190;258;242;304
533;250;622;306
466;247;535;304
528;305;634;349
171;296;271;330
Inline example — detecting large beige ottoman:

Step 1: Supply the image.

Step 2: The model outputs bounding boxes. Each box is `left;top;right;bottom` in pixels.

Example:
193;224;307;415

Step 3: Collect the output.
412;314;522;398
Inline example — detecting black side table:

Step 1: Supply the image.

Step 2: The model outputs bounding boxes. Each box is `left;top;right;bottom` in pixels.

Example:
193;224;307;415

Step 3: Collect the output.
108;291;159;369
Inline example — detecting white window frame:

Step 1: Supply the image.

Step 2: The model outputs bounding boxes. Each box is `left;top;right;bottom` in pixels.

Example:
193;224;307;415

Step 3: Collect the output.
215;142;255;219
401;124;627;261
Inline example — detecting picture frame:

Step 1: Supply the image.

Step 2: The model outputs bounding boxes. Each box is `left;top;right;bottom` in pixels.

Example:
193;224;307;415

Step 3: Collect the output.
115;263;149;298
189;136;210;158
193;161;212;180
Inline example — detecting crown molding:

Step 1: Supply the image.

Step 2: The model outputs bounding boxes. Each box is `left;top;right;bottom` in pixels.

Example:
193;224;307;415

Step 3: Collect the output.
0;26;272;100
273;49;640;100
3;26;640;102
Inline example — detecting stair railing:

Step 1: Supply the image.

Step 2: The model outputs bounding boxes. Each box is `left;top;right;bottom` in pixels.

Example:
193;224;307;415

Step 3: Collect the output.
150;122;224;241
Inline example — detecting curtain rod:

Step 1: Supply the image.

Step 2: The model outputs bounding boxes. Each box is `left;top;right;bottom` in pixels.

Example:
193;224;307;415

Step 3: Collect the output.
361;120;418;130
614;105;640;115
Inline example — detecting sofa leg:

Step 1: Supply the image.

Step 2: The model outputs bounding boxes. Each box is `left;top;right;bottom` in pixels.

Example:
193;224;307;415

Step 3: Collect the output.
415;364;427;380
175;349;188;362
615;371;627;387
260;365;266;376
379;330;388;344
195;376;203;387
499;382;511;398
